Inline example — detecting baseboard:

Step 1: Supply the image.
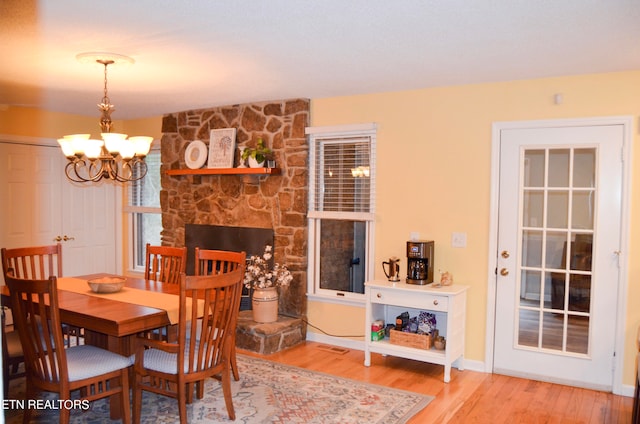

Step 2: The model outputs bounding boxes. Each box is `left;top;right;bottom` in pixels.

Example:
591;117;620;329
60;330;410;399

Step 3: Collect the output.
305;332;365;352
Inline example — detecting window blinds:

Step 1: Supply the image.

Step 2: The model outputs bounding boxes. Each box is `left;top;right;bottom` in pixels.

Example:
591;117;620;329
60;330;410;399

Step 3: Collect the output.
126;150;161;210
309;132;376;221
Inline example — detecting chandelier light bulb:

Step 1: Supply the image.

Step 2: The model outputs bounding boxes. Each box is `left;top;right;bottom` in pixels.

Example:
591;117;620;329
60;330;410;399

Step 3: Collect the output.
83;139;104;159
130;136;153;157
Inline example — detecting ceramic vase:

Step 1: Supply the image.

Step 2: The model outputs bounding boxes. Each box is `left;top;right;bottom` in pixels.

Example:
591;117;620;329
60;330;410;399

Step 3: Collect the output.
252;287;278;323
248;156;265;168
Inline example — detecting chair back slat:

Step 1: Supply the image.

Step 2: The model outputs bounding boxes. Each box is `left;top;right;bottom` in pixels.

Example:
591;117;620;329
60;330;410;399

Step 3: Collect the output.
194;248;242;277
5;275;68;387
1;244;63;280
145;244;187;284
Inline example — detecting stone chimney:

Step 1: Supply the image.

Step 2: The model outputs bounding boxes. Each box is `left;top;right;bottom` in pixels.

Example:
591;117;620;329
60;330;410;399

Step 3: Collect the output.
159;99;310;318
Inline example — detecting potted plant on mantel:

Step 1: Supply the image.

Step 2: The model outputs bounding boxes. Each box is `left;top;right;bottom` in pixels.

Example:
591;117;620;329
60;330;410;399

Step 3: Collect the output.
241;138;273;168
244;245;293;323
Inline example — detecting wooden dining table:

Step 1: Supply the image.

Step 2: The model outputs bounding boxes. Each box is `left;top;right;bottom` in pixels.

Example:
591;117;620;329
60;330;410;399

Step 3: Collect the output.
1;273;180;419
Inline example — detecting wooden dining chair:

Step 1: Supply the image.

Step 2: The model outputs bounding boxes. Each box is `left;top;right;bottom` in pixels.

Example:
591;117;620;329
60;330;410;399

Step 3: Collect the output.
1;244;62;281
1;244;84;347
144;243;187;284
132;259;246;423
142;244;187;340
194;248;245;381
2;306;25;397
6;273;133;424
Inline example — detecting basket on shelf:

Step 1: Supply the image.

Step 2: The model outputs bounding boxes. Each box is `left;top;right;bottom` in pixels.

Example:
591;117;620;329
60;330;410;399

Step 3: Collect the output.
389;329;433;350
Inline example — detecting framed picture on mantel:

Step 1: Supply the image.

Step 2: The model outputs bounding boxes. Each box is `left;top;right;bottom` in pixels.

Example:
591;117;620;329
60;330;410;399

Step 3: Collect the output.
208;128;237;168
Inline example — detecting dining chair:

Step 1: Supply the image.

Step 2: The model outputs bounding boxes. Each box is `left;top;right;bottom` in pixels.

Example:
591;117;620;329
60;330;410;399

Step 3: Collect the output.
1;244;83;348
194;248;245;381
132;259;246;423
142;244;187;340
5;273;133;424
2;306;25;397
144;243;187;284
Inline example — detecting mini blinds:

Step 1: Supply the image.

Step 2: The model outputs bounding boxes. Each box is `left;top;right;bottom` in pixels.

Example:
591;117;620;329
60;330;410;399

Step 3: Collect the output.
308;125;376;220
126;149;161;209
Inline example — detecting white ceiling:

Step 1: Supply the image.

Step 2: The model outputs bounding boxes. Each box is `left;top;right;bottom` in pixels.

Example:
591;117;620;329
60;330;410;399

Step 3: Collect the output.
2;0;640;120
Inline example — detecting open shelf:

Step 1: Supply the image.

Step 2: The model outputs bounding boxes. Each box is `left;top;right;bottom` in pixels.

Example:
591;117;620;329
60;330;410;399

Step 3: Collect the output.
166;167;281;176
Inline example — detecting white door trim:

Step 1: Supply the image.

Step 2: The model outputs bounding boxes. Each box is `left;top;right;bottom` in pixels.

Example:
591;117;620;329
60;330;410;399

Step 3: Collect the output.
485;116;633;395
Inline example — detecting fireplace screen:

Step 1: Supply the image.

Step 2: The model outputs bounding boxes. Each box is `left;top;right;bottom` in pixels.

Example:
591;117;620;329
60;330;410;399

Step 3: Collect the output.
185;224;274;309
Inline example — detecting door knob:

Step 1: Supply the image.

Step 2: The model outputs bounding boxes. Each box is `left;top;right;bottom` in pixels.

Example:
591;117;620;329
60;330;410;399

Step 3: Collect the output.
501;250;510;259
54;236;62;242
62;235;75;241
500;268;509;276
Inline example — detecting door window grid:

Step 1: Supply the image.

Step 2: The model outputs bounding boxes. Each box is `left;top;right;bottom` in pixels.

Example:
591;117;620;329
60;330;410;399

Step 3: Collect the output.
517;147;596;356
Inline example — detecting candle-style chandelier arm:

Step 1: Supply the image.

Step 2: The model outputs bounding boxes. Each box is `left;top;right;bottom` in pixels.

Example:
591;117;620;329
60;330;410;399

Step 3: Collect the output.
63;155;148;183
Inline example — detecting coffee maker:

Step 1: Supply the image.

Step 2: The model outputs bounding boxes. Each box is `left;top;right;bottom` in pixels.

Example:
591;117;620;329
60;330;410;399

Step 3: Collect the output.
406;241;434;285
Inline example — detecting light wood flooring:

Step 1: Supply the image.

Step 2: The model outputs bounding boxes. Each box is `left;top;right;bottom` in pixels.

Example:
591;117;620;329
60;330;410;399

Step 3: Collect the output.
240;341;633;423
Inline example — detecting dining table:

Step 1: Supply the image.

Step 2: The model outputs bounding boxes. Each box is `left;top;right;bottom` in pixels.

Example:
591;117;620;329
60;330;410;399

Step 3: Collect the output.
1;272;181;419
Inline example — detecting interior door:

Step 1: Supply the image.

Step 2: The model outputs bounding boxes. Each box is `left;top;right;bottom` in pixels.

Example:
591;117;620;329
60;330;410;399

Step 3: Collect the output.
493;124;623;390
0;141;118;279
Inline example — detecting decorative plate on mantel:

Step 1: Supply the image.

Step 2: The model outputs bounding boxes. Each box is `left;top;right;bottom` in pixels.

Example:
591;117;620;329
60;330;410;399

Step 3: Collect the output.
184;140;208;169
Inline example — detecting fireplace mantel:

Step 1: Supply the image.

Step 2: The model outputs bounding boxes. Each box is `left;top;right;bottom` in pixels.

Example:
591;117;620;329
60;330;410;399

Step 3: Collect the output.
165;167;281;176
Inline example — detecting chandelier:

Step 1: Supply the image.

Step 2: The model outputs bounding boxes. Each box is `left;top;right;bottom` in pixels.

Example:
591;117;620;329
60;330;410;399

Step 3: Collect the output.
57;53;153;183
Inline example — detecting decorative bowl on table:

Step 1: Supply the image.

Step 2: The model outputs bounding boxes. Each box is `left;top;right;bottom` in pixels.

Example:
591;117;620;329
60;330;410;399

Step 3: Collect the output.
87;277;126;294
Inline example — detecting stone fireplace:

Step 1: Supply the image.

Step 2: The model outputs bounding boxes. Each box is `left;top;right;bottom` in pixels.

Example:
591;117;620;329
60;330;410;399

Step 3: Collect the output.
160;99;310;353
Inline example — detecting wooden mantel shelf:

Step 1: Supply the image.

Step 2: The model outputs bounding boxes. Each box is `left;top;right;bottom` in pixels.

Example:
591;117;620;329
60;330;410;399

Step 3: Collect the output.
166;167;281;176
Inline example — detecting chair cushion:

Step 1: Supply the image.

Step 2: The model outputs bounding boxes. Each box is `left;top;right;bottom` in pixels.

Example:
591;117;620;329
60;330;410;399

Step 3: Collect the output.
142;347;181;374
143;340;215;374
66;345;133;382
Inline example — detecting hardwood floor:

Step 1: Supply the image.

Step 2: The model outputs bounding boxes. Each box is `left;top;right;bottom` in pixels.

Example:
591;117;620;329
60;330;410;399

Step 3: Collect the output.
240;341;633;423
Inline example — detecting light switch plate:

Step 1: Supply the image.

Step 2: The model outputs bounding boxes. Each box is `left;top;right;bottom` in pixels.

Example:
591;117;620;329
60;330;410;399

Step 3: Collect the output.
451;232;467;248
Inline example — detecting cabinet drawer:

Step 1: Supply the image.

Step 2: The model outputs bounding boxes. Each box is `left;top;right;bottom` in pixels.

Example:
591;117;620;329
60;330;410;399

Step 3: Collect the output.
370;289;448;311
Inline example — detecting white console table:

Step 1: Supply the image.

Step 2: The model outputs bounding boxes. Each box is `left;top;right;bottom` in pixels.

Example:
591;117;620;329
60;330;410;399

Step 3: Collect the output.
364;280;469;383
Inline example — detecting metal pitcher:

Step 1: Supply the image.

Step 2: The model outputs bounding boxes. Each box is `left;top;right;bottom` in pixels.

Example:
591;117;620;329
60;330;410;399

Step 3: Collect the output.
382;257;401;282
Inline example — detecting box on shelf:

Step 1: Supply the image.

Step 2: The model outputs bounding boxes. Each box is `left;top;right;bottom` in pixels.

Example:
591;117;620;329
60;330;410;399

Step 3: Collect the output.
389;329;433;350
371;320;385;332
371;329;385;341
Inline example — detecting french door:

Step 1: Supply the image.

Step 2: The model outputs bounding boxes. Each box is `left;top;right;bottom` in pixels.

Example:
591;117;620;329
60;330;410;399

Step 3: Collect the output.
0;141;119;280
493;122;624;390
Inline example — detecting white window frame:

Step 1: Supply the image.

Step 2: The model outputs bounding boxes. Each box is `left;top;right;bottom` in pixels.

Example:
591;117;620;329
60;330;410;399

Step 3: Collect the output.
124;143;161;274
306;123;377;306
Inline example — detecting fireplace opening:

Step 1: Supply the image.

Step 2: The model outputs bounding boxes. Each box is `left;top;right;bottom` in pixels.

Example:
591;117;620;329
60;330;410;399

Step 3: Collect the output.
185;224;274;309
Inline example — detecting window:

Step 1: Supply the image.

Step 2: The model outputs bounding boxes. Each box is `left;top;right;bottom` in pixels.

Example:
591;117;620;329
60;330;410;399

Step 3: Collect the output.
125;148;162;272
306;123;376;302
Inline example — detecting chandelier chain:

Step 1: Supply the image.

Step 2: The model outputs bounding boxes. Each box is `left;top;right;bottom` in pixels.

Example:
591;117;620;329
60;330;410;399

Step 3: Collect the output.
102;61;110;105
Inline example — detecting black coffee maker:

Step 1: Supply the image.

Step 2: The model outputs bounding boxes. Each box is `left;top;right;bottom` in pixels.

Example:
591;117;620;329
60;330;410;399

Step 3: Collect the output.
406;241;434;285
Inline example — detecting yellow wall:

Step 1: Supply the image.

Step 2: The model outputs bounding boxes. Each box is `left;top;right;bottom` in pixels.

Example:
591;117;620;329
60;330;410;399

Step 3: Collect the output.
2;71;639;386
0;106;162;140
308;71;640;386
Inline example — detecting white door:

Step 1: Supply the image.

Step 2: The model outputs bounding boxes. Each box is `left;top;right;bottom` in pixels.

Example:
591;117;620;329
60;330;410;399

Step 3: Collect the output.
493;124;623;390
0;141;118;279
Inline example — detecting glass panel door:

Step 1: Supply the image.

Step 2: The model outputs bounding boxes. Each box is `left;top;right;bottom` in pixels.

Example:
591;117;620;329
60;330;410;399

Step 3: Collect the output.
519;148;595;355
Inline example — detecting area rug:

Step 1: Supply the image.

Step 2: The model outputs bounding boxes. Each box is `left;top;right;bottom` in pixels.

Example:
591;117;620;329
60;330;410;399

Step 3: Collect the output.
4;354;433;423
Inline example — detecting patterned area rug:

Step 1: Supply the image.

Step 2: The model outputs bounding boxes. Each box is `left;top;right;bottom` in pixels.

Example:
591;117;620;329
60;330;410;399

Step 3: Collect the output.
4;354;433;423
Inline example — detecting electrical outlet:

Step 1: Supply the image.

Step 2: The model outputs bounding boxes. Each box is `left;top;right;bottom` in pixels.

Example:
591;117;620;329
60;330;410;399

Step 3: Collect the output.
410;232;420;241
451;232;467;248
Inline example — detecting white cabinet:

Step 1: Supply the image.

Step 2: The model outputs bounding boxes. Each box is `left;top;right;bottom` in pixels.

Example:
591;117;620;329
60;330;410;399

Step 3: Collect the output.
364;280;469;382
